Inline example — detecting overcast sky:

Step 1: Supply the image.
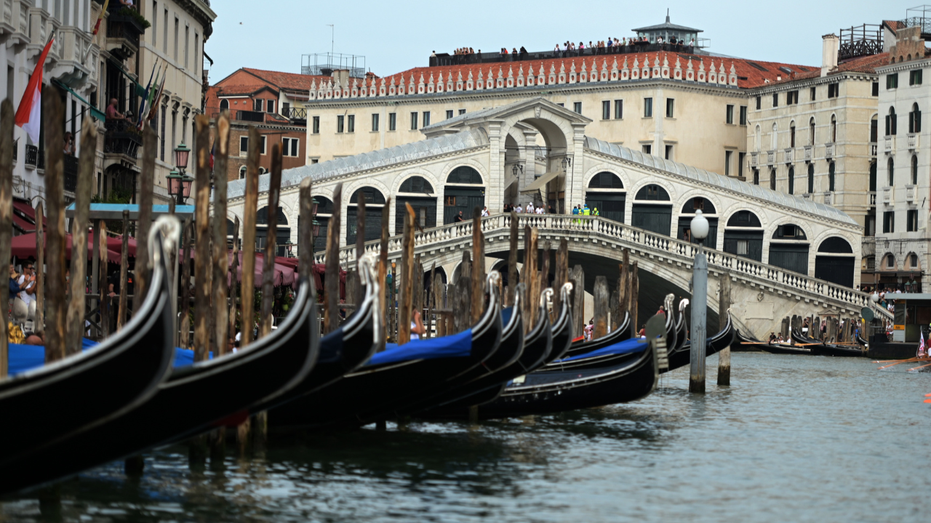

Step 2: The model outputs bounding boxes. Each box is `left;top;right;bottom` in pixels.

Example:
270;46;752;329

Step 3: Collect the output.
204;1;913;82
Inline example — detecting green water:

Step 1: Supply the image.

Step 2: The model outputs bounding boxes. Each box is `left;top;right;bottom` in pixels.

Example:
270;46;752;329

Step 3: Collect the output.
3;353;930;522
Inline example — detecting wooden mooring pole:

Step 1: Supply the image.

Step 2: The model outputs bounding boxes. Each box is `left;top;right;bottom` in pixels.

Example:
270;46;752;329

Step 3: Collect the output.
134;126;156;314
34;202;44;335
259;144;282;339
717;273;732;386
471;209;485;324
398;204;415;345
212;112;230;358
323;183;342;335
377;199;389;351
43;86;66;363
593;276;609;339
117;211;129;330
507;212;518;307
67;118;95;353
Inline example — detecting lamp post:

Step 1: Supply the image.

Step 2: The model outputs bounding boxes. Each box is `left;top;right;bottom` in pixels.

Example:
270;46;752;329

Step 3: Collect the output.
689;210;710;393
167;143;193;205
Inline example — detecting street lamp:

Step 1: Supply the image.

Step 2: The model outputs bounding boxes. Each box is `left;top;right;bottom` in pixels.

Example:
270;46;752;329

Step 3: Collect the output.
168;143;193;205
285;240;295;258
689;210;709;393
511;163;523;177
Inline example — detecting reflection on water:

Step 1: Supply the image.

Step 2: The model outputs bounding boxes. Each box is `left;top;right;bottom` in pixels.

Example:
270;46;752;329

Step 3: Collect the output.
2;353;930;522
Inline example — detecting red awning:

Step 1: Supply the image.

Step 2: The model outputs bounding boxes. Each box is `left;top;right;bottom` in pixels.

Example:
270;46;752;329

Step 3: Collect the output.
10;232;136;264
12;213;35;233
13;200;36;221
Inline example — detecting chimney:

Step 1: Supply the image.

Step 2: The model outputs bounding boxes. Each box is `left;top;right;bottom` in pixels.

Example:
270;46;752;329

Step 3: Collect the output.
821;33;839;77
332;69;350;87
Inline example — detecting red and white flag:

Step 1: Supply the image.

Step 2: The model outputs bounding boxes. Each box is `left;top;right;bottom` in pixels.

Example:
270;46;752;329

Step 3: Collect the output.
918;330;926;358
14;36;55;144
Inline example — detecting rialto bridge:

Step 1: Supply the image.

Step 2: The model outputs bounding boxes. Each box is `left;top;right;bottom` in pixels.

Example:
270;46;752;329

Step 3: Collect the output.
227;98;884;336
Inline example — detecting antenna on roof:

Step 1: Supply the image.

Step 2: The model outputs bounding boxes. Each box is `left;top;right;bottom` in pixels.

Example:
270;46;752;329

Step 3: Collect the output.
666;8;670;23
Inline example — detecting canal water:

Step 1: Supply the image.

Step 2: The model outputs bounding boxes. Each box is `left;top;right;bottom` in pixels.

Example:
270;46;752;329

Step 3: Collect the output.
3;353;930;522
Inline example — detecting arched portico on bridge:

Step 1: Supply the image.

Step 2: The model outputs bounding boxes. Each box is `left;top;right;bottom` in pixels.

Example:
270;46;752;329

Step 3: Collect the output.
723;210;764;262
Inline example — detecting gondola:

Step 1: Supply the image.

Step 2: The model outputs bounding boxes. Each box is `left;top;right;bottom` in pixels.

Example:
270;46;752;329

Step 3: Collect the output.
664;312;736;372
0;220;176;490
0;224;321;495
268;272;504;430
737;329;811;355
560;309;631;359
856;331;869;347
467;328;658;419
791;329;865;357
417;287;563;417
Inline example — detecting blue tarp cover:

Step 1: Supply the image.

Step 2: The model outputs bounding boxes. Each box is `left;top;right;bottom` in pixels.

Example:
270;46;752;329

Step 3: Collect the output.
8;339;208;376
367;328;473;367
554;337;648;363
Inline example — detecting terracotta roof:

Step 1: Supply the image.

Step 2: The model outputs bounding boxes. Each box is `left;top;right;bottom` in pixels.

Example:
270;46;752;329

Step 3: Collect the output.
883;20;906;31
214;83;275;97
309;51;816;96
768;52;889;86
241;68;330;92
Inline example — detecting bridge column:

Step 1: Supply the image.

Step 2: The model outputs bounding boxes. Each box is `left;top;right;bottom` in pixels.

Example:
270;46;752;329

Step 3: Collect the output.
566;123;587;212
487;121;504;220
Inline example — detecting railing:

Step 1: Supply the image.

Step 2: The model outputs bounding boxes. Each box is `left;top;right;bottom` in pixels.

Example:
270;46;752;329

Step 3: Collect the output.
281;107;307;121
320;214;891;321
804;145;812;162
749;152;758;168
908;133;919;151
884;135;894;154
766;150;775;165
429;42;703;67
106;11;143;56
825;142;835;159
24;144;37;169
784;148;794;164
869;142;877;157
236;110;265;123
104;125;142;158
64;155;78;193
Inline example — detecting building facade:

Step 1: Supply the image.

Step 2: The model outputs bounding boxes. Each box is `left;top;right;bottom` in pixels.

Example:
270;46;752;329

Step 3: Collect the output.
874;25;930;292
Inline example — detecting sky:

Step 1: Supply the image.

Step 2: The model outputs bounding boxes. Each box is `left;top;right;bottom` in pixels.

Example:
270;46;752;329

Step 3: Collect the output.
203;1;914;83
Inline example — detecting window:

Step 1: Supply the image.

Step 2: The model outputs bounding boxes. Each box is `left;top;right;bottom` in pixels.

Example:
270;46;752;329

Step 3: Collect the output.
738;152;746;179
737;240;749;256
871;117;878;142
787;90;798;105
872;82;879;96
239;166;247;179
755;96;761;110
909;103;922;133
389;112;397;131
173;17;179;61
253;99;263;112
163;8;168;53
866;215;876;237
458;109;466;115
642;144;652;155
888;157;895;186
266;100;275;113
574;102;582;114
788;166;795;194
260;135;267;155
281;102;290;117
310;157;319;164
827;83;839;98
446;110;453;119
772;93;779;107
726;104;734;124
753;169;759;185
770;169;776;190
312;116;320;134
239;136;248;157
831;115;837;143
908;210;919;232
887;73;899;90
810;117;816;145
602;100;610;120
725;150;732;176
184;25;189;69
282;137;299;157
371;113;379;132
807;163;814;193
347;114;355;133
337;115;344;133
912;155;919;184
886;255;896;269
644;97;653;117
665;145;673;160
410;112;418;130
810;86;816;101
422;111;430;127
614;100;623;119
790;123;796;147
828;161;835;191
911;69;923;86
883;211;895;233
665;98;675;118
152;1;157;47
739;106;747;125
886;107;897;136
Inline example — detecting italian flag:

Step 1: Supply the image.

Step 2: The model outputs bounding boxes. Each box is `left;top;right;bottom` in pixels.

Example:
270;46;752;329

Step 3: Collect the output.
14;36;55;144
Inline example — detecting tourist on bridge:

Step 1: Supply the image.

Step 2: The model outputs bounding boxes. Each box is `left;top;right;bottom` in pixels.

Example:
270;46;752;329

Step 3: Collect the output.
481;206;489;217
526;202;534;214
535;205;544;215
454;211;464;222
583;204;590;217
514;204;523;213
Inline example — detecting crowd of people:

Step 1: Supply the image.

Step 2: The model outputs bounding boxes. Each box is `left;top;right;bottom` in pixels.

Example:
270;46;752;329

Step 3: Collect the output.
502;202;550;214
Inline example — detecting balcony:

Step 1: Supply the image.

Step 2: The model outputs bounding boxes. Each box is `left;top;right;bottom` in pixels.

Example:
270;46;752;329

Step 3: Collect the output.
907;184;916;203
908;133;919;151
106;8;147;60
766;150;775;165
749;152;758;168
0;0;30;46
236;110;266;123
825;142;835;159
804;145;812;162
884;135;894;154
104;122;142;159
24;145;37;169
882;186;892;204
784;148;794;164
869;191;877;207
64;155;78;194
281;106;307;124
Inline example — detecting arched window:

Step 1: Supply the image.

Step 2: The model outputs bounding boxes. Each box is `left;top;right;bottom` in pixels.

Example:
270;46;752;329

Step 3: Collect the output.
220;99;229;111
828;161;835;192
807;163;814;194
869;162;877;191
870;115;878;143
588;172;625;189
906;253;920;270
680;197;716;214
770;168;776;190
771;122;778;150
239;166;246;179
789;121;796;147
886;106;897;136
727;210;762;227
634;184;670;201
912;155;919;185
788;166;795;194
888;157;895;186
772;223;807;240
819;237;853;253
884;253;896;270
399;176;434;194
809;117;816;145
755;125;761;151
349;187;387;205
909;103;922;134
830;114;837;143
446;166;483;184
